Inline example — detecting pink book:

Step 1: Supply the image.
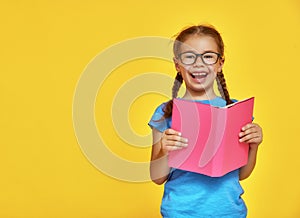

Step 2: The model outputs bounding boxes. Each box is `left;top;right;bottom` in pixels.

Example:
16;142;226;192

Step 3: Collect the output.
169;97;254;177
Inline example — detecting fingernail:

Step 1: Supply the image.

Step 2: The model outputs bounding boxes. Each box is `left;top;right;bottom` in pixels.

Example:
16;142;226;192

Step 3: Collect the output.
178;132;182;136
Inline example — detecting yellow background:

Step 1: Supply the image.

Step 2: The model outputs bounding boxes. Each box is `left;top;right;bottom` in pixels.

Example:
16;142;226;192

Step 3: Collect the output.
1;0;300;217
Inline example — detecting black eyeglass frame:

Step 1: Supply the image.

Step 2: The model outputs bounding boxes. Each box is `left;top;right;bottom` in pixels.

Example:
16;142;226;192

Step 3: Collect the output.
177;51;222;65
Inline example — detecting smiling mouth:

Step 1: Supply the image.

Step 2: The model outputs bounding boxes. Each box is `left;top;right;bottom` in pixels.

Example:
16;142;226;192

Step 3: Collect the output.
190;72;208;79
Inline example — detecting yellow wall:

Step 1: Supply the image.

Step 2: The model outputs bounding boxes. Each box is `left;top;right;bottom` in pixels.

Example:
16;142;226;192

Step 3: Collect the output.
1;0;300;217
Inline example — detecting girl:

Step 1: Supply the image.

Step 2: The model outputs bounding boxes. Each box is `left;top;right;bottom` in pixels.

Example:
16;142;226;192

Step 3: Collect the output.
148;25;263;218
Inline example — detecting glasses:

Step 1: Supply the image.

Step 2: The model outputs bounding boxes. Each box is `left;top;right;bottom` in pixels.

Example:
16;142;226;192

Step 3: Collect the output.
178;51;221;65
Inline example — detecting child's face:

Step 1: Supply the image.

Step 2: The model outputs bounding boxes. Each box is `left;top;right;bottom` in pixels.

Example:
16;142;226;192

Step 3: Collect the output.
174;35;224;97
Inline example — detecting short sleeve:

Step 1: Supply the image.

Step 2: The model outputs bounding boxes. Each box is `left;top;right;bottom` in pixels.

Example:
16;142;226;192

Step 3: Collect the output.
148;103;171;133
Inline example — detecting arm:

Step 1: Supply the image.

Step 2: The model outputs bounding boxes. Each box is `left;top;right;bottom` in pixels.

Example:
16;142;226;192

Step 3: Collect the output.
238;123;263;180
150;128;188;185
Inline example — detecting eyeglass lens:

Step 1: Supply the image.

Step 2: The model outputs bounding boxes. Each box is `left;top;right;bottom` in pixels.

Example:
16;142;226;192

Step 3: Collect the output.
180;52;219;65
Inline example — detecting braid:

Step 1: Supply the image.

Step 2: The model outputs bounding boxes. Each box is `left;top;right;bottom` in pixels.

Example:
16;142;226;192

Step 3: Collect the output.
216;70;233;105
172;72;183;98
163;72;183;119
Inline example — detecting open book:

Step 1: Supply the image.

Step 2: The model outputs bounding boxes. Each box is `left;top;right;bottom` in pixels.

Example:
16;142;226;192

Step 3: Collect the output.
168;97;254;177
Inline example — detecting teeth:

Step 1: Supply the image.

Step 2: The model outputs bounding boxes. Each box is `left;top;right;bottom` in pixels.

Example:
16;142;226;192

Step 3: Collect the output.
192;72;207;76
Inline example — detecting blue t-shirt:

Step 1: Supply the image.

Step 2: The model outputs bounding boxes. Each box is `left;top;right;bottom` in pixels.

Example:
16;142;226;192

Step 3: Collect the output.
148;97;247;218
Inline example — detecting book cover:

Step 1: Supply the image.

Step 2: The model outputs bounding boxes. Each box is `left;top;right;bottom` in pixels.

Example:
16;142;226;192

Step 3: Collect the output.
168;97;254;177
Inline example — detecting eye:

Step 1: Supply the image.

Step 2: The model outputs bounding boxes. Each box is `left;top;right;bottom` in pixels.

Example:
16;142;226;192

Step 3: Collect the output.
182;53;196;59
203;54;214;59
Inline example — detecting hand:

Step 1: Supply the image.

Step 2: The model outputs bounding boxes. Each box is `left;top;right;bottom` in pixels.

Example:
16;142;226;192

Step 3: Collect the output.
160;129;188;154
239;123;263;148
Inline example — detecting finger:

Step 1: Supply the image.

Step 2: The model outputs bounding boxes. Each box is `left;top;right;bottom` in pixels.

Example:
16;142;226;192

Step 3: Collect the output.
163;142;188;151
241;123;256;131
239;132;261;143
161;137;188;150
165;145;184;151
163;129;188;144
166;139;188;147
165;128;182;136
166;134;188;143
246;138;261;144
174;141;188;148
239;127;258;138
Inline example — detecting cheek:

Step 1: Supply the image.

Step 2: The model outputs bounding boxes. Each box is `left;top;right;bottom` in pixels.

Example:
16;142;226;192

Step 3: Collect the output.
179;66;192;79
205;65;217;75
178;64;191;73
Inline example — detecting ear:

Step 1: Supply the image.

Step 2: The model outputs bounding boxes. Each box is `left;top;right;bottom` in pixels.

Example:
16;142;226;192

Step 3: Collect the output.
217;58;225;73
173;57;181;72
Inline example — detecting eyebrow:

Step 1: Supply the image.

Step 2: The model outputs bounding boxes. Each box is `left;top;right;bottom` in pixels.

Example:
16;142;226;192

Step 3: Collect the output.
178;50;221;55
180;49;218;54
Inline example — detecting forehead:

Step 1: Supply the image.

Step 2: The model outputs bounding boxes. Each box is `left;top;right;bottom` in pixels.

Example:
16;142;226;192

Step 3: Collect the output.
179;35;219;53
